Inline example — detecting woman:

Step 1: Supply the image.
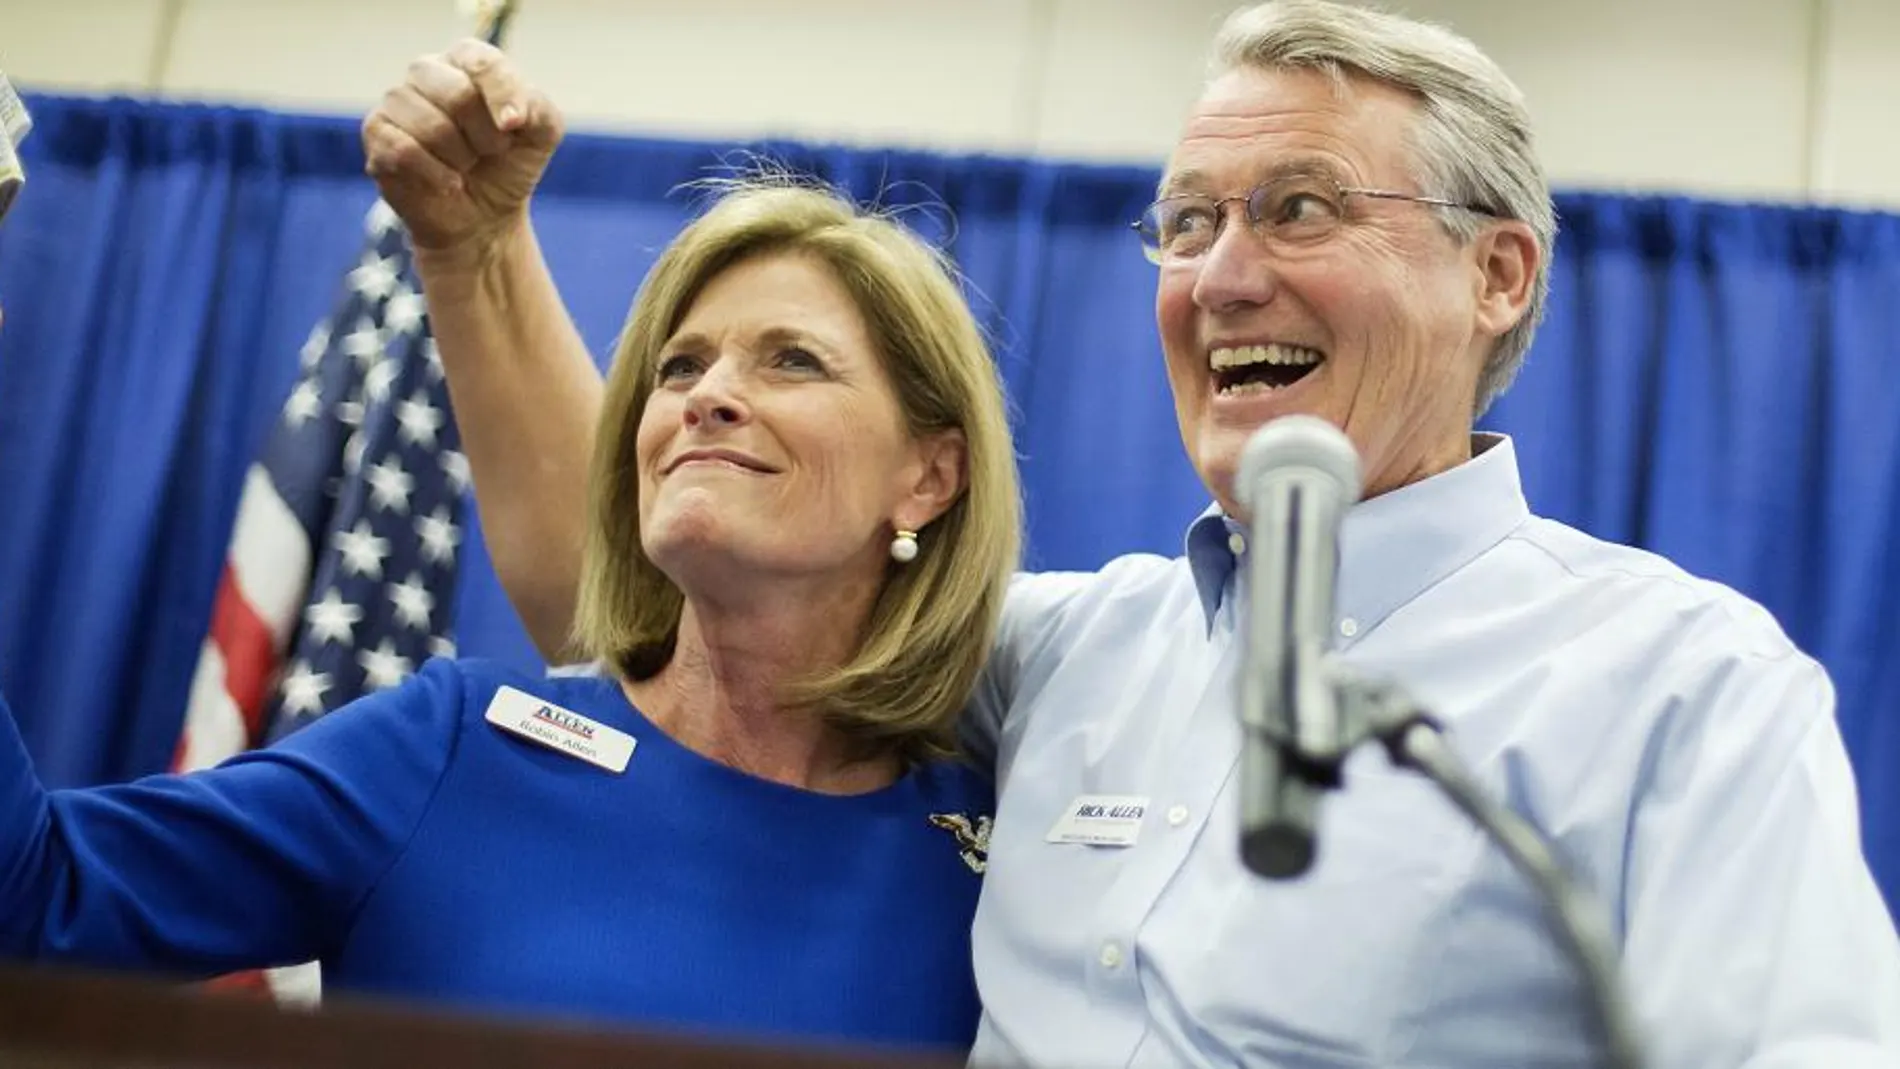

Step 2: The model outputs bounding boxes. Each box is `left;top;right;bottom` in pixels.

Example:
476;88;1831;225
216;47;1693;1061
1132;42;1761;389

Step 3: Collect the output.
0;177;1022;1052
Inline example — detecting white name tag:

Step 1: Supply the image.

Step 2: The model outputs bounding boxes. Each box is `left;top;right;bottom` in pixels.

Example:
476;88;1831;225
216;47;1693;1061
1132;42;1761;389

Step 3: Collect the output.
1046;794;1150;847
483;686;635;774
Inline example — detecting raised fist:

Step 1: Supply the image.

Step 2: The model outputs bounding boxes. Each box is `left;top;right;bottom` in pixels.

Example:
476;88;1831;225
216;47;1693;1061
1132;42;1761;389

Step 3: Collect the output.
361;39;564;256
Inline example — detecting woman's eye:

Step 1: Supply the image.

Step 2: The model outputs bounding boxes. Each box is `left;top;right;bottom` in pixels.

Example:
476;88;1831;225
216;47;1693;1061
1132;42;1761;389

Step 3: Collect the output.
775;347;824;372
656;354;702;382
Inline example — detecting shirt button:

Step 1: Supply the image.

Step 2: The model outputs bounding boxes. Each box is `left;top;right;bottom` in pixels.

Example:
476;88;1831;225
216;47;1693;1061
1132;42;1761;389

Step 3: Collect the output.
1339;617;1360;638
1166;804;1189;827
1099;942;1124;969
1227;531;1246;556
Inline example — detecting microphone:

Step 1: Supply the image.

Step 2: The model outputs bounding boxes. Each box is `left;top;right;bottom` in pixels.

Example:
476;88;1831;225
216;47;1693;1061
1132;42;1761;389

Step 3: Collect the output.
1231;420;1647;1065
1235;415;1362;878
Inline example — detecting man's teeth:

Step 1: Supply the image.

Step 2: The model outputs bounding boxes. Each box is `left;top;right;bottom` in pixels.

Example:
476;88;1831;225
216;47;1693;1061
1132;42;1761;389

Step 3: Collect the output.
1209;344;1324;371
1223;380;1276;396
1209;344;1325;395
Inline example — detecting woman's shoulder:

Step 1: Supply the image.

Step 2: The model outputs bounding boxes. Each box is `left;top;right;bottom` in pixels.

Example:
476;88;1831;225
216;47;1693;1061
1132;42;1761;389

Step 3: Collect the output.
423;658;626;715
907;755;995;815
904;757;994;877
415;658;638;766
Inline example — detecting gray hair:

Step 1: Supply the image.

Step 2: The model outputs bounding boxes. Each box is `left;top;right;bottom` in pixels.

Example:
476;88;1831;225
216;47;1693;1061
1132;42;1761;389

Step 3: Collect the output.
1210;0;1556;415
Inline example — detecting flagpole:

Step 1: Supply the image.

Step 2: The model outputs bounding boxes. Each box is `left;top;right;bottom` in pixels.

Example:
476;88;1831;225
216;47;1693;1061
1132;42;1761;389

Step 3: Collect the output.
471;0;519;48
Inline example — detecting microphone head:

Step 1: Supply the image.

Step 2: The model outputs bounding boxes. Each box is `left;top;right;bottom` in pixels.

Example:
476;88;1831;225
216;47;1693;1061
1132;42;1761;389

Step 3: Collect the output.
1242;824;1318;879
1237;416;1364;514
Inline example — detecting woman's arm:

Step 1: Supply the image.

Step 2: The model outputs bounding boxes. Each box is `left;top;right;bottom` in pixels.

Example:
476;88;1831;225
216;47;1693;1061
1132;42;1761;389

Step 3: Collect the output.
365;40;601;661
0;663;465;975
414;221;602;662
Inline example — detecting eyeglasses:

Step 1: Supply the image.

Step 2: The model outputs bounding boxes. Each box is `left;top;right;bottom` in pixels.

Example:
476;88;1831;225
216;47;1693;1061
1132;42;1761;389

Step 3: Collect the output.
0;69;31;225
1132;172;1495;265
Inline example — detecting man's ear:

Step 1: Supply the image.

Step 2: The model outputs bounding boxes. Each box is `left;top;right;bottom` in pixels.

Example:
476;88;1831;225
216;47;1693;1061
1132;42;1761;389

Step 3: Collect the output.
1471;218;1539;340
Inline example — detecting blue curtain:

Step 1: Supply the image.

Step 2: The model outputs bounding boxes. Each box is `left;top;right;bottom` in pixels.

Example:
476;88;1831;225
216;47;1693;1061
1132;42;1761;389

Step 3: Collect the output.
1;96;1895;912
1486;196;1900;907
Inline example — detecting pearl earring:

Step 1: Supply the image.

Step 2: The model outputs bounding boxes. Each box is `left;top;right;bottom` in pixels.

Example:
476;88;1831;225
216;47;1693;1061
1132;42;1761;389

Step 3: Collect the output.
890;529;919;563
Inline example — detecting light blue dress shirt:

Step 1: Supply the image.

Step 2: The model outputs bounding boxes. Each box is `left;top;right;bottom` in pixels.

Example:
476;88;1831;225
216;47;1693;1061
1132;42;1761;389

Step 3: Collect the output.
966;434;1900;1068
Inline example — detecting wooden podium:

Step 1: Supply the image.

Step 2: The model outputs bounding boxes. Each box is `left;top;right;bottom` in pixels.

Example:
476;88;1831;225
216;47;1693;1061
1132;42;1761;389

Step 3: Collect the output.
0;964;966;1068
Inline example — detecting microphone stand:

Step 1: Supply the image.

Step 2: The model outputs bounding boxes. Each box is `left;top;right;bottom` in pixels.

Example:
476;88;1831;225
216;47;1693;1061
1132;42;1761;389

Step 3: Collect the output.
1286;665;1647;1069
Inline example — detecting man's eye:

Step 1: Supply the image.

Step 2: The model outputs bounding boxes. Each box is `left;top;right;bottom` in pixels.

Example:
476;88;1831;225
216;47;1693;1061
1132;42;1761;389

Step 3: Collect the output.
1270;191;1341;226
1166;206;1217;240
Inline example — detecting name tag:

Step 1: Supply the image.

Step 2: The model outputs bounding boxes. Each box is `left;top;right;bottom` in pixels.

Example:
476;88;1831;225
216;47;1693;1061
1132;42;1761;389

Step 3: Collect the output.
1046;794;1150;847
484;686;635;773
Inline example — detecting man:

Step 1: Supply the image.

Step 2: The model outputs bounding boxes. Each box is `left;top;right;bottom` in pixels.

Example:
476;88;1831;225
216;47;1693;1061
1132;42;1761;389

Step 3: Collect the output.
362;1;1900;1064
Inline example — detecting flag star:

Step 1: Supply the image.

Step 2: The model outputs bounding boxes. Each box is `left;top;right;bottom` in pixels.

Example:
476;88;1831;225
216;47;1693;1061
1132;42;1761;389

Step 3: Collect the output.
358;639;414;691
366;200;400;239
384;289;427;336
367;457;415;514
342;430;367;475
422;338;444;382
429;635;458;661
417;507;462;566
440;450;471;495
304;589;363;646
279;661;333;718
300;323;332;370
337;398;365;428
282;380;322;428
341;316;384;370
387;572;435;631
397;394;445;449
364;357;399;405
336;520;391;579
349;254;402;303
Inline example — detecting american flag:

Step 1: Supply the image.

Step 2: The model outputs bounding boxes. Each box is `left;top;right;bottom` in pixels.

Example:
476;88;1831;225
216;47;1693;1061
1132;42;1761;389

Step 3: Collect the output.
174;198;466;771
170;200;466;1004
165;0;501;1006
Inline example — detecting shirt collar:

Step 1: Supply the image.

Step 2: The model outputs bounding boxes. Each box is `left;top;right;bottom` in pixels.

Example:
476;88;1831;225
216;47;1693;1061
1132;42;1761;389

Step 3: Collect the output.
1185;506;1245;633
1184;434;1530;636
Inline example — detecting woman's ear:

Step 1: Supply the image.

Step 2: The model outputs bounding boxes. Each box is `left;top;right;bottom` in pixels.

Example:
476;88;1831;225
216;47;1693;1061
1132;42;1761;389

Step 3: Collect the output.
893;428;968;532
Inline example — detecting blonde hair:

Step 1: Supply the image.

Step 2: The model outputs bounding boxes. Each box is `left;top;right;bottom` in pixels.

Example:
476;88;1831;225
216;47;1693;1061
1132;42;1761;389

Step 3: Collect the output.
1213;0;1557;414
572;179;1021;762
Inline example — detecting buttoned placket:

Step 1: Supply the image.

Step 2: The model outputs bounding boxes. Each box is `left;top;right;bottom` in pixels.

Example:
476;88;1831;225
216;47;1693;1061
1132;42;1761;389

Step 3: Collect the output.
1077;557;1256;1062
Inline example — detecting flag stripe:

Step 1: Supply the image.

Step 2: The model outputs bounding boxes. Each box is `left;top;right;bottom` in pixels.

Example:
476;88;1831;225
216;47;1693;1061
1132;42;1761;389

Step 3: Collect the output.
206;565;279;740
226;466;313;644
174;643;247;773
